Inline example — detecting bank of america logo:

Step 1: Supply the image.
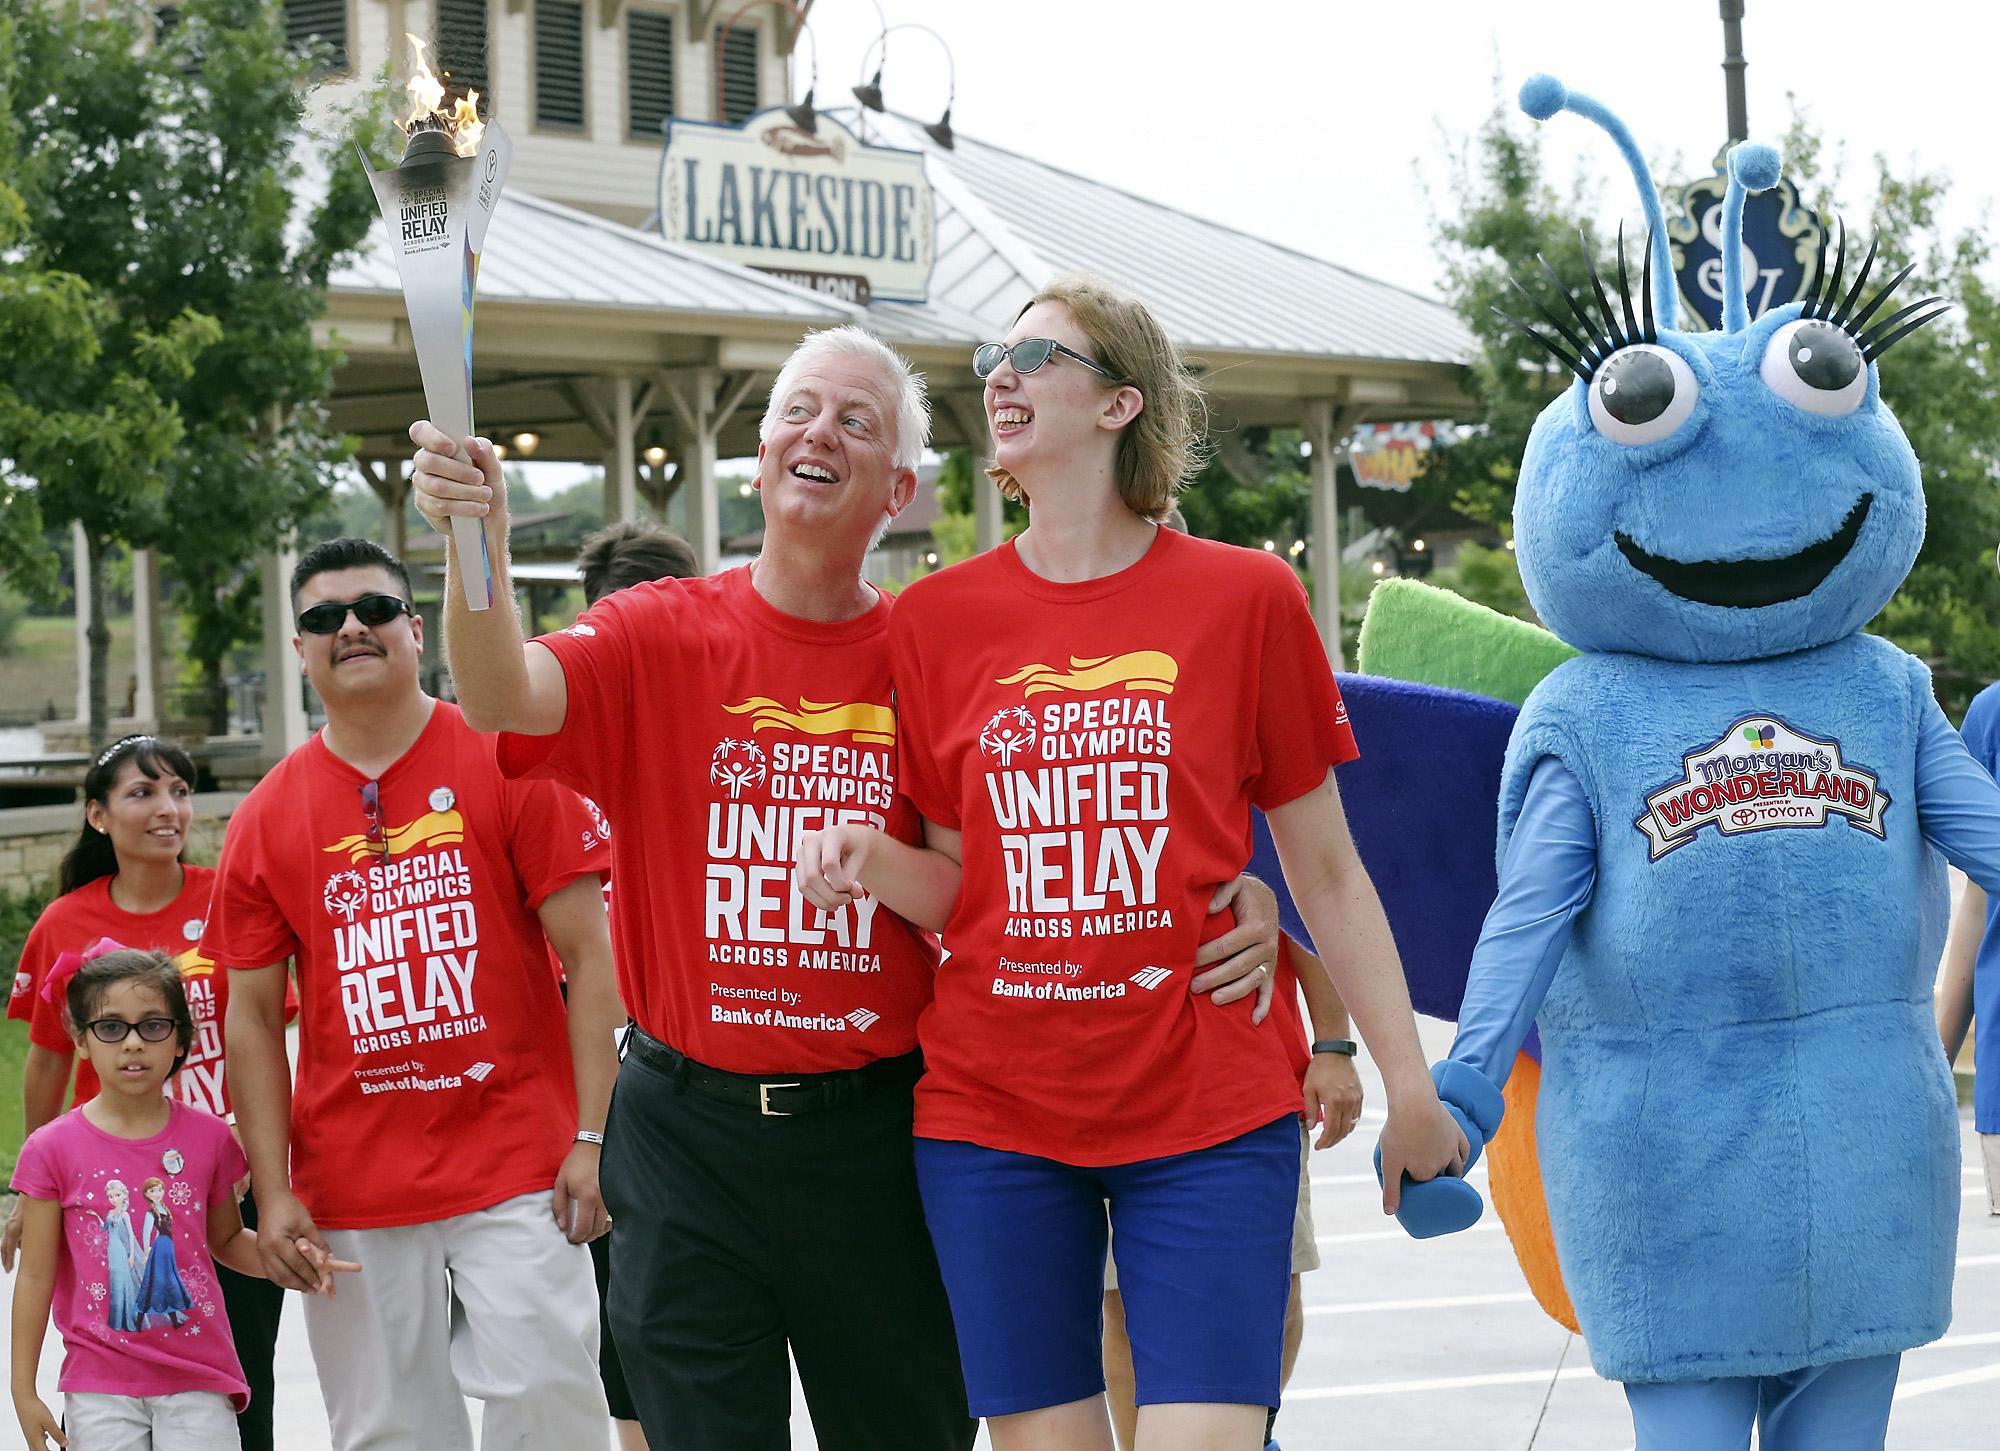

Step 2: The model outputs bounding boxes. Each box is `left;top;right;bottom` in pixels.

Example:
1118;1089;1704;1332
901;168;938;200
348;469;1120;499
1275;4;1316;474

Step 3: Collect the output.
845;1008;881;1031
1129;966;1172;991
464;1061;496;1082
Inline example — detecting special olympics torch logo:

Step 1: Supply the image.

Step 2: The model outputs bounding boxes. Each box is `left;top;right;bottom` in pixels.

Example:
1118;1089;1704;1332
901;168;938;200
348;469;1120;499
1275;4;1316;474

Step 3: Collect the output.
709;739;768;799
979;706;1036;765
322;870;368;921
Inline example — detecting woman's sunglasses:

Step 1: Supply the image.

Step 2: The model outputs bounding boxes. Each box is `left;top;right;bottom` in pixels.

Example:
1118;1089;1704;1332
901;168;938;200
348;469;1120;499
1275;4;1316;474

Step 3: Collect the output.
973;338;1127;384
84;1017;178;1045
296;593;412;636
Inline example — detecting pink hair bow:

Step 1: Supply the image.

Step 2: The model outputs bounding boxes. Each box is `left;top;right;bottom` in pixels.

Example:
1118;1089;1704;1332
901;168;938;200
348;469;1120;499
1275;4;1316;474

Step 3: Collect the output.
41;936;131;1006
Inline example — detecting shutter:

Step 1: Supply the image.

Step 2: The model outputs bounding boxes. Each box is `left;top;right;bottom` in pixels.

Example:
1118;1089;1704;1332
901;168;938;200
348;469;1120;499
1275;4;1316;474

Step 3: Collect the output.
626;10;675;140
534;0;586;131
436;0;490;105
282;0;348;74
532;1;584;130
717;25;759;124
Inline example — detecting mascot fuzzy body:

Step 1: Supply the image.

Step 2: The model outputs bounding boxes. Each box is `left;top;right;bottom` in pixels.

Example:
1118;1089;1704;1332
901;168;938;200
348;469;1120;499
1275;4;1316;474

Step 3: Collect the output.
1352;75;2000;1449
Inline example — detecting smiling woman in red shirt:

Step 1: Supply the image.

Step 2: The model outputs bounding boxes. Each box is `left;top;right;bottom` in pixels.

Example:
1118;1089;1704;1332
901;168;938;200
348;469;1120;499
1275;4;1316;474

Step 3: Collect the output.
797;274;1467;1451
1;734;290;1451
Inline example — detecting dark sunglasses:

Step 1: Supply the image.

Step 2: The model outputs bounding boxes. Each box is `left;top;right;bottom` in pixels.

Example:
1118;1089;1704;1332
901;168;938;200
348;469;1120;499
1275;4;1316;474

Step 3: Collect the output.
360;779;389;860
85;1016;178;1045
297;593;411;636
973;337;1127;384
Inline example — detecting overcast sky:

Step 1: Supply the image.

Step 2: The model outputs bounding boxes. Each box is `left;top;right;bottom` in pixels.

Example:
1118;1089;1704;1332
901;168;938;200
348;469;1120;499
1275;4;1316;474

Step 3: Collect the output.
797;0;1998;298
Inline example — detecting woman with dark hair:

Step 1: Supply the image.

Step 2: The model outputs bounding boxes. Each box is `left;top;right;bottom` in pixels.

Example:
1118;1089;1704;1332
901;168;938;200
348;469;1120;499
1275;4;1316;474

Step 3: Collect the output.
1;734;290;1451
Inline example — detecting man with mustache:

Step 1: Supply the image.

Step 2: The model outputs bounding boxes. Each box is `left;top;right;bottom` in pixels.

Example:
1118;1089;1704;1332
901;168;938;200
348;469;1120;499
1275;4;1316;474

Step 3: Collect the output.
406;326;1279;1450
205;536;622;1450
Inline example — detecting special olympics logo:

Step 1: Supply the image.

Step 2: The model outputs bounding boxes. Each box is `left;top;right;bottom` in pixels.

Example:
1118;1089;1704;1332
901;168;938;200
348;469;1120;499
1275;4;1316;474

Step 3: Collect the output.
709;739;768;799
580;794;612;848
979;706;1036;765
322;870;368;921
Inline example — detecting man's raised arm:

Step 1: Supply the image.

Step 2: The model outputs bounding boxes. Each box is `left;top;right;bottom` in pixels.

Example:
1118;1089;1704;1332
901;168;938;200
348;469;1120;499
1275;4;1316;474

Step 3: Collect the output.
408;422;568;736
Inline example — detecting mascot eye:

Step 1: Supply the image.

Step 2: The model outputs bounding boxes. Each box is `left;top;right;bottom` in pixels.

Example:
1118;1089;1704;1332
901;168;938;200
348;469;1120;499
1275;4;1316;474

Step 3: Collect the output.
1586;344;1699;447
1760;318;1867;417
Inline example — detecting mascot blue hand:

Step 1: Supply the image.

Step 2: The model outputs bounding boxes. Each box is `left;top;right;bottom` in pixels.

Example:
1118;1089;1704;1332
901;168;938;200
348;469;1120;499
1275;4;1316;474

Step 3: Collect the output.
1374;1060;1506;1239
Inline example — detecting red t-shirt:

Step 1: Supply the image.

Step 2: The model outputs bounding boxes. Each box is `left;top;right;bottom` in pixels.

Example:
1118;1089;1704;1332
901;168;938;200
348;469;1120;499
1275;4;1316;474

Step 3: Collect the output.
201;701;607;1229
499;567;939;1075
12;868;245;1113
890;530;1357;1165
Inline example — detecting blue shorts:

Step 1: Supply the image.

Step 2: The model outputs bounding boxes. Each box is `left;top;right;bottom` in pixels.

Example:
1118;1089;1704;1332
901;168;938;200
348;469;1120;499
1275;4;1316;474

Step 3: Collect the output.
913;1114;1299;1418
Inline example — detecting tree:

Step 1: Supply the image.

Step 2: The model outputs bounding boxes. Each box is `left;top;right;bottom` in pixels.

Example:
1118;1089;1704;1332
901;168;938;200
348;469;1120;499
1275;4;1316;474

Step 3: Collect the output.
0;11;220;749
5;0;388;735
1860;166;2000;718
1423;92;1608;547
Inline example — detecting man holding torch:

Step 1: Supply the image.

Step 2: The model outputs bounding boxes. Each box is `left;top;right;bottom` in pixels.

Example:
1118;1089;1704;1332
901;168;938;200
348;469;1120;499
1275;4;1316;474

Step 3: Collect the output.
409;323;1283;1449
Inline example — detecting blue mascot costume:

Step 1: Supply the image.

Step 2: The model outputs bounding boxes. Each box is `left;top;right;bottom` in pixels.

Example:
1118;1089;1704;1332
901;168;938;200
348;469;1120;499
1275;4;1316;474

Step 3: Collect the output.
1370;75;2000;1449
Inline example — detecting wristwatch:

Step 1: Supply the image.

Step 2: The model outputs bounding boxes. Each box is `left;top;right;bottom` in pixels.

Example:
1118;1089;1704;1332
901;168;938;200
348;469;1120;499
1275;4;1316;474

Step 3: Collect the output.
1311;1038;1359;1057
574;1130;606;1146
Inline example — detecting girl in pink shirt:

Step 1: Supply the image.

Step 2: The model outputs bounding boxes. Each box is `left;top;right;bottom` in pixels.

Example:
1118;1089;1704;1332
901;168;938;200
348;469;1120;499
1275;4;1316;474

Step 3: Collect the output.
8;945;353;1449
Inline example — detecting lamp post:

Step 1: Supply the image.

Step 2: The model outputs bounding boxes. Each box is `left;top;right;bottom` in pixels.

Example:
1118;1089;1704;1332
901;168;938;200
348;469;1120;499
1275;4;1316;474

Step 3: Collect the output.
851;21;958;149
1719;0;1748;144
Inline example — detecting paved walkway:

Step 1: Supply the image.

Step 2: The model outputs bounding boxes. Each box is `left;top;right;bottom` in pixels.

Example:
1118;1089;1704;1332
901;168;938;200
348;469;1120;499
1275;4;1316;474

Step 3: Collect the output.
11;1015;1996;1447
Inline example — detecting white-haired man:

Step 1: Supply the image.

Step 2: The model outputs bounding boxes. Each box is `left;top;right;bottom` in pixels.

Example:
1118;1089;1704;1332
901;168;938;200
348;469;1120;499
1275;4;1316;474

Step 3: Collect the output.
409;326;1276;1450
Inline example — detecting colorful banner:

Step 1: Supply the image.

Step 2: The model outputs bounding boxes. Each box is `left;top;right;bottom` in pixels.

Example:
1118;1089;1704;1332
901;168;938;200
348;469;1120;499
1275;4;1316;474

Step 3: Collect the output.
1348;421;1441;492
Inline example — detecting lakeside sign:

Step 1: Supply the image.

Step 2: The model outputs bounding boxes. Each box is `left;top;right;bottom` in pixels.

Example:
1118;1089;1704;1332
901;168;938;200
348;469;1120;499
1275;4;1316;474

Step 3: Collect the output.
659;108;935;304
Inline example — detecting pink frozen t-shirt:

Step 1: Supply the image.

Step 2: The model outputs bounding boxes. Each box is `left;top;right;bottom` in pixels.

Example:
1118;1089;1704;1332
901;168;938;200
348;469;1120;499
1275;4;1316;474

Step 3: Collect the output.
11;1100;251;1410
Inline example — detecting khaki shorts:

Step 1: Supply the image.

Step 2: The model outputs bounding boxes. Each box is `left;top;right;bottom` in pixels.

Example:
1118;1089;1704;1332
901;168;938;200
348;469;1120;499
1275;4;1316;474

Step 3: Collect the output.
1104;1119;1319;1292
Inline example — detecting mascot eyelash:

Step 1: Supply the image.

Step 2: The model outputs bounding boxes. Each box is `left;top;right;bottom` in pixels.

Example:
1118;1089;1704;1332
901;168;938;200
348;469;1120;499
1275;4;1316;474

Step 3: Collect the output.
1492;77;1950;381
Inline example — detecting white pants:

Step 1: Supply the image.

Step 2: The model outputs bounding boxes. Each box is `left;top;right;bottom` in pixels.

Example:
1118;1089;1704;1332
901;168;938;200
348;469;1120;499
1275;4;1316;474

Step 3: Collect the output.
1984;1132;2000;1215
64;1391;237;1450
305;1190;607;1451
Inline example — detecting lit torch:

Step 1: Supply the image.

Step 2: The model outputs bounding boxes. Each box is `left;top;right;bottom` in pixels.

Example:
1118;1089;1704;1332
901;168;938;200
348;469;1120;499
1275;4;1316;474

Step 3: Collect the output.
361;35;512;609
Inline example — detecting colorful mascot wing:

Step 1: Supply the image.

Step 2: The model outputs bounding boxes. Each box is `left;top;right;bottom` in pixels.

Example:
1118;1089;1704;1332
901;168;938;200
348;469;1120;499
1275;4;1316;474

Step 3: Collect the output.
1358;579;1579;1322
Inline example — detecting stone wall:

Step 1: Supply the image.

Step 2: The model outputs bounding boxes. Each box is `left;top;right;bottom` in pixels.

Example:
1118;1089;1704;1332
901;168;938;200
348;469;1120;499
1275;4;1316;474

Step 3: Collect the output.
0;793;245;900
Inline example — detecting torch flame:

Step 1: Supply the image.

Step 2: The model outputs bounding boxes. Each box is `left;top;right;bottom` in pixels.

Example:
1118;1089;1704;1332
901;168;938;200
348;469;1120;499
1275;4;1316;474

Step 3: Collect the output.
398;33;485;157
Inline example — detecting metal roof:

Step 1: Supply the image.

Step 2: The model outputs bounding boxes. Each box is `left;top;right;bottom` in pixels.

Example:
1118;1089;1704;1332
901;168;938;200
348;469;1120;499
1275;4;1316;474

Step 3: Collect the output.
851;111;1473;367
330;188;857;324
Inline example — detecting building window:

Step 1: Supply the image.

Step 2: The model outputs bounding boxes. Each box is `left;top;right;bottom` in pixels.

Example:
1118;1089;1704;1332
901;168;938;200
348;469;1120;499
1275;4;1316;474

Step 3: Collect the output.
534;0;586;131
282;0;348;75
716;24;758;124
437;0;490;104
627;9;675;140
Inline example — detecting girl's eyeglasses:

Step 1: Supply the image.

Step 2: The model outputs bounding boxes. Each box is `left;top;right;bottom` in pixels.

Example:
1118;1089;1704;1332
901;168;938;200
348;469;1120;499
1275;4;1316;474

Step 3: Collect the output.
296;593;412;636
973;338;1127;384
84;1017;178;1044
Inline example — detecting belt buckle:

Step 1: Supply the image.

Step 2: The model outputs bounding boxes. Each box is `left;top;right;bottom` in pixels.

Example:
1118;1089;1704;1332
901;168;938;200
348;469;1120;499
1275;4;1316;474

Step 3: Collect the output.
758;1081;801;1117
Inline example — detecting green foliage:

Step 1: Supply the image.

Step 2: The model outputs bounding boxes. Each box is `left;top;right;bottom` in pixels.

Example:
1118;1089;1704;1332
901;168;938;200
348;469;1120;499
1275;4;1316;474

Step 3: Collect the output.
1425;542;1536;624
0;583;26;659
1176;428;1311;550
2;0;389;734
929;446;1022;568
1423;93;1602;535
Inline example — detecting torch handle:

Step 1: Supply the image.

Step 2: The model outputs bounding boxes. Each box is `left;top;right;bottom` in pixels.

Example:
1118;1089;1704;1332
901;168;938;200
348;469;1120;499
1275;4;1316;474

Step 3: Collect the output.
449;512;495;612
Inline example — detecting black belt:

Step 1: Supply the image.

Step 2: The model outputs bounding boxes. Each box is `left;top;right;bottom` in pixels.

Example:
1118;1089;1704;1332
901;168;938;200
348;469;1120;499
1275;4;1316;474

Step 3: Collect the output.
625;1025;921;1117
